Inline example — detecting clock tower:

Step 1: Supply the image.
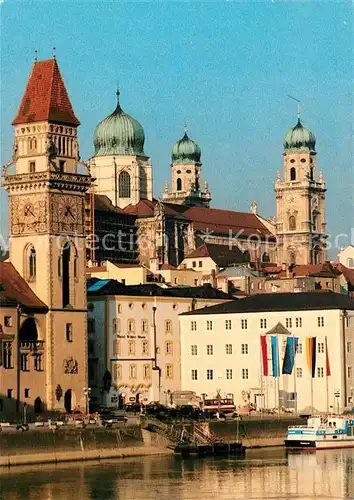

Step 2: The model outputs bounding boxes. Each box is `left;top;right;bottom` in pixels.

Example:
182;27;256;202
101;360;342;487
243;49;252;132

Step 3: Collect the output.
275;117;327;266
2;58;91;412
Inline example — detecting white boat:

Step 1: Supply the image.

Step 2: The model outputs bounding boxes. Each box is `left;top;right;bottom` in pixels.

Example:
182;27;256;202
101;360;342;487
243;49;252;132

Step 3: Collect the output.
285;415;354;450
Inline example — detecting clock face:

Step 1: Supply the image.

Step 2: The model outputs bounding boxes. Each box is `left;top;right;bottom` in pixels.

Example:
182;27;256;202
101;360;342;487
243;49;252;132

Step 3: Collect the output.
58;196;77;223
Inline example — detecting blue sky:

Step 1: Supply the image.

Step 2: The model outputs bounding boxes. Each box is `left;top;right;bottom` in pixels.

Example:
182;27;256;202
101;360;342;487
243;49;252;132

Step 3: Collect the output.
1;1;352;256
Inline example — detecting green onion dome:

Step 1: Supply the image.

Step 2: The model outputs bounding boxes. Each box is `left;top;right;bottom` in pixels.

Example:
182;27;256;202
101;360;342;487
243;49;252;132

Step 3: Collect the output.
284;119;316;152
93;91;146;156
171;130;201;164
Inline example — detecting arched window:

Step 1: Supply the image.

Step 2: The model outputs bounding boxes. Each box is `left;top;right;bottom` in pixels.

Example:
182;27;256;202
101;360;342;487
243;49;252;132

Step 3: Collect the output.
313;246;321;265
24;245;36;281
289;252;296;265
290;167;296;181
262;252;270;263
289;216;296;231
312;212;318;232
176;178;182;191
347;258;354;268
119;171;131;198
62;242;71;307
310;167;314;181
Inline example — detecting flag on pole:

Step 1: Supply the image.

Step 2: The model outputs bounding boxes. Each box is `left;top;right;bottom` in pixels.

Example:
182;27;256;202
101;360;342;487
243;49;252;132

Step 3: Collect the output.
306;337;317;378
325;336;331;376
271;336;279;377
260;335;268;376
282;336;299;375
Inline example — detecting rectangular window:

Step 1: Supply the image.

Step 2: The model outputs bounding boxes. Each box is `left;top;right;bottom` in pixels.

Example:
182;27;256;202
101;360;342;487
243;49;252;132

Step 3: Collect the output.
191;345;198;356
206;344;214;355
115;364;122;381
66;323;73;342
59;160;65;172
3;342;13;369
260;319;267;329
191;321;197;331
142;340;149;355
128;340;135;355
7;389;12;399
198;261;202;267
191;369;198;380
285;318;292;328
113;318;120;334
347;342;352;354
206;369;213;380
225;319;232;330
192;261;196;268
117;304;122;313
165;341;173;355
242;368;249;379
241;319;248;330
88;318;95;333
34;354;43;371
128;319;135;333
20;353;29;372
129;364;137;379
24;388;30;398
317;342;324;354
348;366;353;378
241;343;249;355
225;344;232;355
141;319;148;333
295;317;302;328
166;364;173;379
29;161;36;173
296;367;303;378
206;320;213;331
143;364;151;379
165;320;172;333
113;340;121;357
317;367;324;378
4;316;12;327
226;369;233;380
317;316;325;327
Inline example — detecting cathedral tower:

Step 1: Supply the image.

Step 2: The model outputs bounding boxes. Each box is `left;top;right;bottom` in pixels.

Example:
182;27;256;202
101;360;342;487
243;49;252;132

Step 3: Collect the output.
3;58;91;412
275;116;327;266
163;127;211;207
90;90;152;209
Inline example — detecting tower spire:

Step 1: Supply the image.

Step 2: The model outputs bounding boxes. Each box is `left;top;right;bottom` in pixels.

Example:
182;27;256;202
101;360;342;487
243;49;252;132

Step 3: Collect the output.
115;86;121;110
184;122;188;135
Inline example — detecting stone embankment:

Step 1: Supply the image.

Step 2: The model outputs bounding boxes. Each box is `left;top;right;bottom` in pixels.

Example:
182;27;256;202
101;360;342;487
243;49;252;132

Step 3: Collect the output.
0;425;172;467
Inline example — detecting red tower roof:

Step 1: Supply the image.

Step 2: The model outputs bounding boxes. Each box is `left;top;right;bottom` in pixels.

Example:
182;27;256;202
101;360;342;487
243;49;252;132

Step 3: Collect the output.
12;58;80;126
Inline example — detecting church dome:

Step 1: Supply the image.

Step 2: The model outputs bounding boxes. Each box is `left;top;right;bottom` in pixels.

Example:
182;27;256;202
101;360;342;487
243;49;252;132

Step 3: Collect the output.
93;91;146;156
171;130;201;164
284;119;316;152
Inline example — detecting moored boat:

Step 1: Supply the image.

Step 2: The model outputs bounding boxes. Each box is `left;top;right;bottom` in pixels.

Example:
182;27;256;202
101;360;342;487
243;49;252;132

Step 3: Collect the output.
285;415;354;450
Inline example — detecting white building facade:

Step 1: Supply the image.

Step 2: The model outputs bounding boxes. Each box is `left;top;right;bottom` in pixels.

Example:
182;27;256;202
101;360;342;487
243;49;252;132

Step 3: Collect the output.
179;292;354;414
87;281;232;408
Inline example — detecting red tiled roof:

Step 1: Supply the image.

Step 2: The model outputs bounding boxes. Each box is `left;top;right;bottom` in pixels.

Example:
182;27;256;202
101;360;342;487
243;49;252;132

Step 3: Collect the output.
160;263;176;270
0;262;47;310
185;243;247;267
86;266;107;273
123;199;187;218
12;59;80;126
265;263;341;279
182;206;275;239
336;263;354;287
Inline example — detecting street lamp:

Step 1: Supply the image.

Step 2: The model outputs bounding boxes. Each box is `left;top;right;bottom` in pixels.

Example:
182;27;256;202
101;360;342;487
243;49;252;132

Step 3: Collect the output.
83;387;91;414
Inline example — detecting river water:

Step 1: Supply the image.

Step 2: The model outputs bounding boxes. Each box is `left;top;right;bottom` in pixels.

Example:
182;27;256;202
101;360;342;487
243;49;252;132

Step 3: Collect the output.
0;448;353;500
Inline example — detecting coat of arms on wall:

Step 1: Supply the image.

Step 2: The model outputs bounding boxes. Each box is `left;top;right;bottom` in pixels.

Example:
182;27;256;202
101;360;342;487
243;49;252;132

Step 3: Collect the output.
63;357;78;374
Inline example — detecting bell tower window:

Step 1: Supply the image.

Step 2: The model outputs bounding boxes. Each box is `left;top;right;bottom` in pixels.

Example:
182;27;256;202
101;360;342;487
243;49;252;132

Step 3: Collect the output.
59;160;66;173
119;171;131;198
290;167;296;181
29;161;36;173
289;216;296;231
62;242;71;307
176;178;182;191
24;245;36;281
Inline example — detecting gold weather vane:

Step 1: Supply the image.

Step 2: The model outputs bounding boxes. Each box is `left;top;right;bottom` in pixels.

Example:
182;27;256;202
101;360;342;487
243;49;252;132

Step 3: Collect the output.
287;95;301;120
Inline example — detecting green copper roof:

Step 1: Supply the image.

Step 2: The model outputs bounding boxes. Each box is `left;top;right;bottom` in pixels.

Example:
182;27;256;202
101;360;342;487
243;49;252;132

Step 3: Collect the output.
284;119;316;152
171;131;201;164
93;92;146;157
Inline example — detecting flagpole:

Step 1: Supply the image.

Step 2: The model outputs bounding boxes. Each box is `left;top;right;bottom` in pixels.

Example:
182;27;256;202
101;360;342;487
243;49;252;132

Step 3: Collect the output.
260;340;263;417
311;376;314;416
325;336;329;413
293;333;298;418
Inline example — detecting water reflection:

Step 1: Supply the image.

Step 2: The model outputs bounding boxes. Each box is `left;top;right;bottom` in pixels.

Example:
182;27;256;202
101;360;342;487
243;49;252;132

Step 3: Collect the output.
0;449;353;500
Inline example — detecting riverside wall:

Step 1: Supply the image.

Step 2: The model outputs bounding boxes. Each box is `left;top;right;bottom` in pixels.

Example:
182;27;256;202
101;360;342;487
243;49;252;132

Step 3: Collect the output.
0;418;302;466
